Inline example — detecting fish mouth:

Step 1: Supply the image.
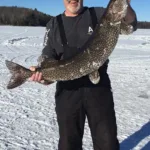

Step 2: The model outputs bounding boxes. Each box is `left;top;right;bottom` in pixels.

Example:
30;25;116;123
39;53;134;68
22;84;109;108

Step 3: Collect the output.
107;0;128;22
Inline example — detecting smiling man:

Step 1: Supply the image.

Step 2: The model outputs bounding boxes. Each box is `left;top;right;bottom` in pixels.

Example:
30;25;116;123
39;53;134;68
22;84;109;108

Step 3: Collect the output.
29;0;137;149
64;0;83;16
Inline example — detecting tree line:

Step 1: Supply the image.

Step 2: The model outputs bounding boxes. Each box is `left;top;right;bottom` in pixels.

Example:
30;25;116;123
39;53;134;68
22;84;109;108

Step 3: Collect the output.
0;6;150;28
0;6;52;26
137;21;150;29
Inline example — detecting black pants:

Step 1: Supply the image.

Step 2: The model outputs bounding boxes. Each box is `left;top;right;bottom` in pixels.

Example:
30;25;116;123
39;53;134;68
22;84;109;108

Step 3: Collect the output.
55;87;119;150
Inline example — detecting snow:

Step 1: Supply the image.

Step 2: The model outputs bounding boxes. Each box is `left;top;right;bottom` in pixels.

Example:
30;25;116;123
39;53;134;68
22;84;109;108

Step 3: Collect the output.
0;26;150;150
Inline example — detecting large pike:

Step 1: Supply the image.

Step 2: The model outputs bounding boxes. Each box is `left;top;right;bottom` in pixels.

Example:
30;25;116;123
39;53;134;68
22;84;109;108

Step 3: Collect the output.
5;0;133;89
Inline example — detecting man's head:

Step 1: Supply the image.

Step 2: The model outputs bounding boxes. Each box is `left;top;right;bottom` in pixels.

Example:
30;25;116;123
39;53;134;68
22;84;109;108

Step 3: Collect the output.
63;0;83;16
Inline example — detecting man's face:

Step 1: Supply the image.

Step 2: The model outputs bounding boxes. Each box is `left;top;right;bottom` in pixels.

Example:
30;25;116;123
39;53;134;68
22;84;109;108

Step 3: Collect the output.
64;0;83;14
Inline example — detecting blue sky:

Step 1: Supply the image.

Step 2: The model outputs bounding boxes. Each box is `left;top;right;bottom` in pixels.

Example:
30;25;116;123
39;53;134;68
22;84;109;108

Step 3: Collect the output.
0;0;149;21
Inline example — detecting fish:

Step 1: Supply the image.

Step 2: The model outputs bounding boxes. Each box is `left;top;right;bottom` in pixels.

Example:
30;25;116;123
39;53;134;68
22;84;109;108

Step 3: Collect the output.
5;0;133;89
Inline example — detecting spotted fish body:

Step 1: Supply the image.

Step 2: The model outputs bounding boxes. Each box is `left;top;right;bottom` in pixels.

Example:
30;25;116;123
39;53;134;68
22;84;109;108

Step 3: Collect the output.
6;0;133;89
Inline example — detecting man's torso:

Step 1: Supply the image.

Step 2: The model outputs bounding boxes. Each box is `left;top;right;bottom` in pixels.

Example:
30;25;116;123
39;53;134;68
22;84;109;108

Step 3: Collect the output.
46;7;111;90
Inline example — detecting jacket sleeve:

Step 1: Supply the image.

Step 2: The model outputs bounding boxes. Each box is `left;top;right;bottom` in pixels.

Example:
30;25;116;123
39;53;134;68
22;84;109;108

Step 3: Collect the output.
93;7;105;23
94;4;137;31
123;3;137;31
38;18;58;63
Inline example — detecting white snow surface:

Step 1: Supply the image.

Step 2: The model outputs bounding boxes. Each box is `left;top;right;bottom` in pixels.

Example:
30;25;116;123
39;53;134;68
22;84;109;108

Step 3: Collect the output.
0;26;150;150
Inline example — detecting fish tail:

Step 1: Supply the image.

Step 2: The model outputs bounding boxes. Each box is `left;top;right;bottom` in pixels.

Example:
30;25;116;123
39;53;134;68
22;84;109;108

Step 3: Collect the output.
5;60;31;89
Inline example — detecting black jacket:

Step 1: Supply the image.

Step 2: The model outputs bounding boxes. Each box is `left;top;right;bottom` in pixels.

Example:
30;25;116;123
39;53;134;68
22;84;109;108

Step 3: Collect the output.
39;6;137;90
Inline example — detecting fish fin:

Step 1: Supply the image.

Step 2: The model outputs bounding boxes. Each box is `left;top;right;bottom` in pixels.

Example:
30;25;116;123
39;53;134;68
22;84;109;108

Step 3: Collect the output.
120;21;134;35
5;60;28;89
39;80;54;85
89;70;100;84
38;55;58;69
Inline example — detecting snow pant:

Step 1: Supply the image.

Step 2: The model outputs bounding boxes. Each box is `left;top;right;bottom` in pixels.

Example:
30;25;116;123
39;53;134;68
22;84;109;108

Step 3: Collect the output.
55;86;119;150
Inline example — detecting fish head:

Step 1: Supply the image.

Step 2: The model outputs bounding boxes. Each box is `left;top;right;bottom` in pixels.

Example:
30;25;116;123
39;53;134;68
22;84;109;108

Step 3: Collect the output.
106;0;128;23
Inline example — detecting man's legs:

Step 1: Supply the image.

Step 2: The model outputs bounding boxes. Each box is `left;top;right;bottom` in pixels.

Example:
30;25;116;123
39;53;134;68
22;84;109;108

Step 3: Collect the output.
85;87;119;150
55;89;85;150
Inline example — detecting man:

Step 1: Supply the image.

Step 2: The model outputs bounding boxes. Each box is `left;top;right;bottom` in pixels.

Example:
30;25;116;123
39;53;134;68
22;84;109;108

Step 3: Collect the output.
29;0;137;149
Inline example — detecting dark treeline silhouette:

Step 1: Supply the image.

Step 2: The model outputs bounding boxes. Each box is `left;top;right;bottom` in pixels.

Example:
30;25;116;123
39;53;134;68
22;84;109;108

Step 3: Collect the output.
137;21;150;29
0;6;150;28
0;6;52;26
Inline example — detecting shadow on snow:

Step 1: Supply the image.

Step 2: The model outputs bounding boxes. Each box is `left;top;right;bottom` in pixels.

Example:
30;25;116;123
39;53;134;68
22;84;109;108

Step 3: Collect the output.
120;121;150;150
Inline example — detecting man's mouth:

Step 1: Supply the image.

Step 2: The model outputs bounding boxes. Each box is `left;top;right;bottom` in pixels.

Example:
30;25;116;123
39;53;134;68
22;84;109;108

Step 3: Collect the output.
67;0;79;4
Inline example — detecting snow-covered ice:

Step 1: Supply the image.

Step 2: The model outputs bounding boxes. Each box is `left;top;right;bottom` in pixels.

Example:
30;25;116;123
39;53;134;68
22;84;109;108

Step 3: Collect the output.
0;26;149;150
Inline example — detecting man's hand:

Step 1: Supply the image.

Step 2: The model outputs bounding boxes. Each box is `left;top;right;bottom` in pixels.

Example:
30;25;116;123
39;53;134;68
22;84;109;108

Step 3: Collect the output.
29;66;42;82
28;66;53;85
